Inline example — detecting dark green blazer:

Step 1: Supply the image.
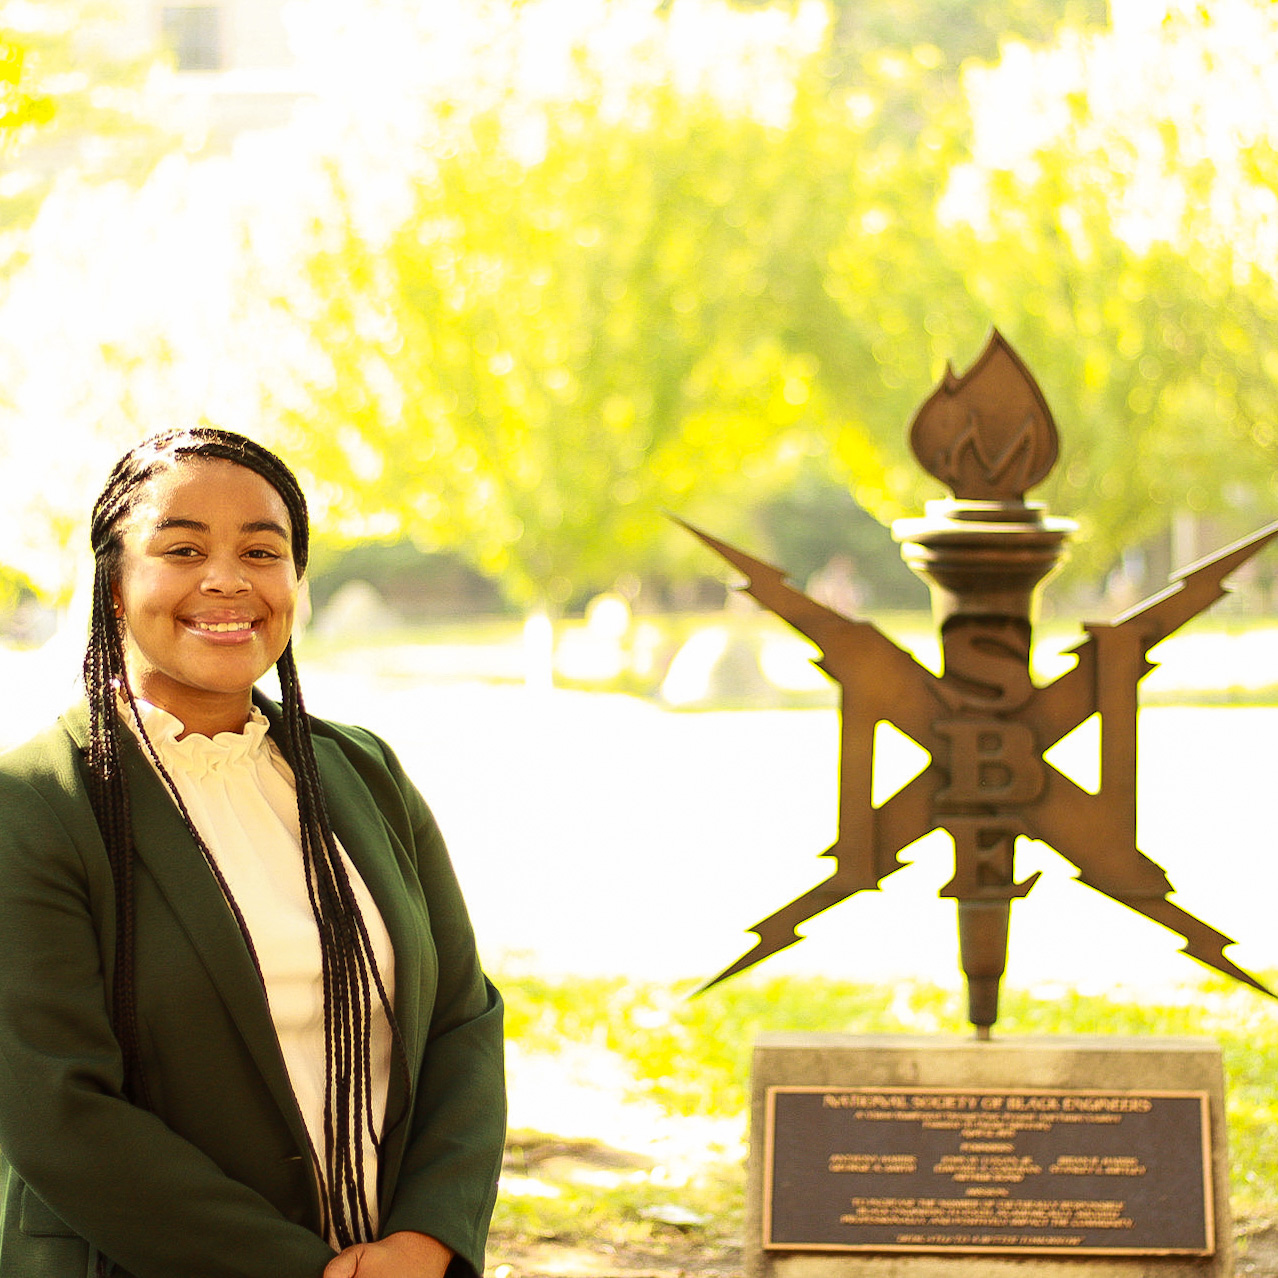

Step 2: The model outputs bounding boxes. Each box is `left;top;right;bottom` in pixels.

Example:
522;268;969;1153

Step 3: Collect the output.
0;697;505;1278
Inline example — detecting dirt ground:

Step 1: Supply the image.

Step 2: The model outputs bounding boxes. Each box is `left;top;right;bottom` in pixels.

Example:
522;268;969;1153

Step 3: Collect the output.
491;1219;1278;1278
489;1133;1278;1278
491;1240;741;1278
1238;1224;1278;1277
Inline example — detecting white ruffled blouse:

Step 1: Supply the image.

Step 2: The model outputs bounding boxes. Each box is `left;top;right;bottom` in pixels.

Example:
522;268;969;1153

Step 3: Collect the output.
122;699;394;1245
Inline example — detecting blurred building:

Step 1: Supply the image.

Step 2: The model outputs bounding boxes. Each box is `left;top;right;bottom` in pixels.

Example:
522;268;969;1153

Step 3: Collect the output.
110;0;310;151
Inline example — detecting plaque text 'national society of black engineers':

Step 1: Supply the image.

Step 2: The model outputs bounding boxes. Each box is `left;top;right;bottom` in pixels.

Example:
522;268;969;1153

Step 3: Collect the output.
763;1087;1213;1256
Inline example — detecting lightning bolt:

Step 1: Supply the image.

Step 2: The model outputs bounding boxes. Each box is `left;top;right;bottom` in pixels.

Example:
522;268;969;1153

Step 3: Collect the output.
1122;895;1273;997
695;867;859;993
673;518;885;657
678;520;939;993
1029;519;1278;747
681;514;1278;1003
695;772;937;992
1102;517;1278;651
1028;517;1278;998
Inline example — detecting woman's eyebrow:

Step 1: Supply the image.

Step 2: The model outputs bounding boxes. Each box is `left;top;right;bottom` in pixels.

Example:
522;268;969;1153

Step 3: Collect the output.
154;517;289;538
241;520;290;538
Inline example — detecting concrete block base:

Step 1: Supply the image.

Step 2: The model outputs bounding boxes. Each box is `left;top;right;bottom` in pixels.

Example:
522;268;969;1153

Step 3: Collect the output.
747;1034;1231;1278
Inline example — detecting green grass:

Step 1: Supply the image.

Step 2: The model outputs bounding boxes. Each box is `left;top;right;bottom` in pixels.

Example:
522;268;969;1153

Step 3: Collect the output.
498;972;1278;1229
494;1144;745;1254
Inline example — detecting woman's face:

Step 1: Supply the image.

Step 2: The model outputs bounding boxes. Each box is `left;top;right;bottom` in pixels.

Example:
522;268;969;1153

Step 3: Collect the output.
112;456;300;736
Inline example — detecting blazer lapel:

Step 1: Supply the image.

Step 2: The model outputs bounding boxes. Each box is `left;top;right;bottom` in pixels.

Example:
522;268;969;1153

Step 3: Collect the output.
61;703;313;1158
315;741;426;1014
254;699;429;1189
64;697;429;1210
310;737;428;1131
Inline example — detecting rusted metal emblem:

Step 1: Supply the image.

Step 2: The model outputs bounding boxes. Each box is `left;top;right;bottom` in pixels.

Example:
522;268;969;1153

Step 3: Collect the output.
685;330;1276;1034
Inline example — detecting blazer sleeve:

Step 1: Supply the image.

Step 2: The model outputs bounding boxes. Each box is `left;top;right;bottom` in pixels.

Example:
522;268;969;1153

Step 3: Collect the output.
0;758;336;1278
342;729;506;1277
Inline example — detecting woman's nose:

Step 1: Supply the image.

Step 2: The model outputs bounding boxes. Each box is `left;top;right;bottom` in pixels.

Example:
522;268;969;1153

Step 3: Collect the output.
200;553;250;593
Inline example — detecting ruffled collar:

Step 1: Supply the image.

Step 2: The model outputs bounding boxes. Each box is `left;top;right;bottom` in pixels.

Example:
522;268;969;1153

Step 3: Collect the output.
120;696;273;778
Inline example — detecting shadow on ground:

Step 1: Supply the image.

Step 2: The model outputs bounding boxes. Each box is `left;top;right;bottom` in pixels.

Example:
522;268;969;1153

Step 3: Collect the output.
489;1134;1278;1278
491;1132;741;1278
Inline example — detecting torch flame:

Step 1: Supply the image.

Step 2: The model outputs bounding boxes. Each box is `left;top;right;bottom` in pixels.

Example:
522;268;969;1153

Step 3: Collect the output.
910;330;1059;501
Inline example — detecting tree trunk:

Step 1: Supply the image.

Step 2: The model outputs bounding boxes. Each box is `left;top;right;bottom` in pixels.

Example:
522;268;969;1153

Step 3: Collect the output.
522;607;554;692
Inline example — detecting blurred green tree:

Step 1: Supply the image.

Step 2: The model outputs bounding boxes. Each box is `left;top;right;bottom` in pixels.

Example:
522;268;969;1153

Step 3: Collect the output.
282;66;899;615
943;0;1278;598
0;32;53;138
0;1;164;236
0;2;178;627
0;23;51;613
275;0;1278;621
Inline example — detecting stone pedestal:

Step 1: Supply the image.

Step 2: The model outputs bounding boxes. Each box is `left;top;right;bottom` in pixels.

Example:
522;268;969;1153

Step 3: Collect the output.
747;1034;1231;1278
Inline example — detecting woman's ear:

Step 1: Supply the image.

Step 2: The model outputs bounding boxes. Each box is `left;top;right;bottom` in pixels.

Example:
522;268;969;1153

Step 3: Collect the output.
111;582;124;620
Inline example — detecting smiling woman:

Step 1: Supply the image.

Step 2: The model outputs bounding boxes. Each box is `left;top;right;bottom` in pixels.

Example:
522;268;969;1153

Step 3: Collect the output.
111;458;300;736
0;429;505;1278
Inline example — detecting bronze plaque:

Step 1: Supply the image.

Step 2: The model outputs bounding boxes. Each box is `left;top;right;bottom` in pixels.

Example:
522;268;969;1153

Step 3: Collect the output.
764;1086;1214;1256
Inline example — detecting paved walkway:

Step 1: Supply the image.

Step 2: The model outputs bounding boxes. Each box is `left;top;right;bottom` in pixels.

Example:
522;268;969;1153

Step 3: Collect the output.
298;662;1278;1000
4;636;1275;998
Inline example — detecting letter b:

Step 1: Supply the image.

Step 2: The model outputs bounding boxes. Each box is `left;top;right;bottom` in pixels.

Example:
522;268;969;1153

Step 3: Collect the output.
934;719;1044;805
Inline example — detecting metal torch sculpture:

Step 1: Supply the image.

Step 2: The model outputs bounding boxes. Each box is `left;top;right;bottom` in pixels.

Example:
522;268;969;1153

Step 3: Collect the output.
686;330;1276;1036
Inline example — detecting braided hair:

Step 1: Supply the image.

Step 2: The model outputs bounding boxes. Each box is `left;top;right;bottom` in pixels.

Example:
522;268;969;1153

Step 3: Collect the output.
84;427;407;1249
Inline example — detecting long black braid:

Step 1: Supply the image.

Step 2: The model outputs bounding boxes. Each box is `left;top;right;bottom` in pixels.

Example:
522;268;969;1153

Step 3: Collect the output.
84;427;409;1252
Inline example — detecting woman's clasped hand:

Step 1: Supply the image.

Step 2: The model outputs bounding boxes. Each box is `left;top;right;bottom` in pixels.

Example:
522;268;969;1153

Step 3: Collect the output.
325;1230;456;1278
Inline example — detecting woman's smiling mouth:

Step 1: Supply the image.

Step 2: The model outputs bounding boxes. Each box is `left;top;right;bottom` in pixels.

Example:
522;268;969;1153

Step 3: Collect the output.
187;619;257;635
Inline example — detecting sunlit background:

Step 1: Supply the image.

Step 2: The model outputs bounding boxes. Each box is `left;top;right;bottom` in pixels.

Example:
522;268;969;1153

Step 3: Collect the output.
2;0;1277;997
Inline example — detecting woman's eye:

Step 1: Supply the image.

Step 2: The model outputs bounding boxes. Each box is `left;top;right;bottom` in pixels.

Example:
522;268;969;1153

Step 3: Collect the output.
245;548;282;561
165;546;200;558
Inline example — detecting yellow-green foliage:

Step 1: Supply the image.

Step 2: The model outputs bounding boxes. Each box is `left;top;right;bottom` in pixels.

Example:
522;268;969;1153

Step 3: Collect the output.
500;973;1278;1217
